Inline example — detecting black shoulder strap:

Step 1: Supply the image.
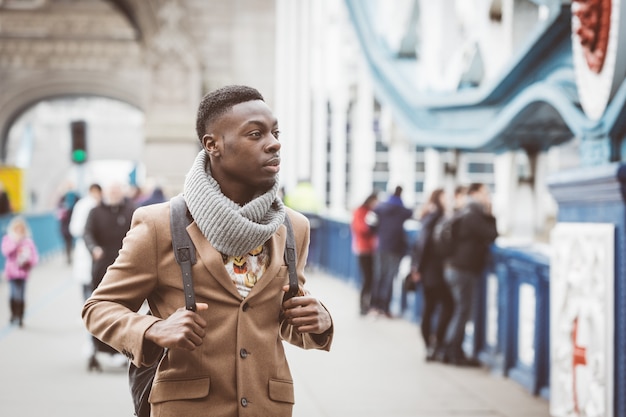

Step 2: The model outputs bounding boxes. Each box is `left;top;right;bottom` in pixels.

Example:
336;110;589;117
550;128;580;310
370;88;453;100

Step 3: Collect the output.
169;195;197;312
282;214;299;301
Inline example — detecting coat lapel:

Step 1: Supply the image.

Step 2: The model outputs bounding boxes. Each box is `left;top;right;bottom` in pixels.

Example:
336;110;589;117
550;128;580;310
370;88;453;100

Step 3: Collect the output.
185;222;288;302
186;222;242;300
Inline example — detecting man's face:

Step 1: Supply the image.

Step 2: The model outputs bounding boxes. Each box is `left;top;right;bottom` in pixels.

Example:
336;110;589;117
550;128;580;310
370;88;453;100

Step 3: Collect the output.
203;100;281;200
103;183;125;206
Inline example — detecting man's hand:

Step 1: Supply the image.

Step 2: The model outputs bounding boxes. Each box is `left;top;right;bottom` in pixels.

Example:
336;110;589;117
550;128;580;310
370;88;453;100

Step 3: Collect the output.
145;303;208;351
281;286;332;334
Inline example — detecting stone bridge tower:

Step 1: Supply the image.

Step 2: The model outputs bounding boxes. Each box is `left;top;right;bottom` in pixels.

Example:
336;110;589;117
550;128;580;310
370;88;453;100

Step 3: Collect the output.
0;0;276;198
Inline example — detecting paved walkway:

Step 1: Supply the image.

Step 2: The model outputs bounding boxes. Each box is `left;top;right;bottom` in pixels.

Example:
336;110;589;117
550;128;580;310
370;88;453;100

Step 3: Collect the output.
0;255;551;417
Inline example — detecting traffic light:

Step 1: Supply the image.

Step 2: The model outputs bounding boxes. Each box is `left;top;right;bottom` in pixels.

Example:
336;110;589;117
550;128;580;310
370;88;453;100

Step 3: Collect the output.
70;121;87;164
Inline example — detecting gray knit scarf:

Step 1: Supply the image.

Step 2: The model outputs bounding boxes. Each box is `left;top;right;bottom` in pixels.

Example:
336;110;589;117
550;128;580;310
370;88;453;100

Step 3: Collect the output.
183;150;286;256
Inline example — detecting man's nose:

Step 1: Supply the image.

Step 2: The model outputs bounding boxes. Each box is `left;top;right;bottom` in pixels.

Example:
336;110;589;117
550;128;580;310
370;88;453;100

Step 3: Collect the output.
266;136;281;152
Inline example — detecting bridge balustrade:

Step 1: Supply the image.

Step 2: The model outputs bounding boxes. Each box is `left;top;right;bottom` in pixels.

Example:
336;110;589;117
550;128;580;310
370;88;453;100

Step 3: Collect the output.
310;216;551;399
477;245;550;398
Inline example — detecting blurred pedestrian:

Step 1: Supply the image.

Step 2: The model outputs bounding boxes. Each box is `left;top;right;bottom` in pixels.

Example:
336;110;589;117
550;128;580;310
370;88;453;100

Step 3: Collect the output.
410;188;454;361
69;183;102;300
453;185;468;212
84;181;135;299
2;216;39;327
0;181;12;215
57;181;80;264
441;182;498;366
138;185;166;207
370;185;413;318
351;191;379;315
83;181;135;369
126;184;145;206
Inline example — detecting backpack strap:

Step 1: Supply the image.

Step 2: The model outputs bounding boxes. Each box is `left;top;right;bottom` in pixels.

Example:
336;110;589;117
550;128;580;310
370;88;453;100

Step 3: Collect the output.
169;195;197;312
282;214;299;301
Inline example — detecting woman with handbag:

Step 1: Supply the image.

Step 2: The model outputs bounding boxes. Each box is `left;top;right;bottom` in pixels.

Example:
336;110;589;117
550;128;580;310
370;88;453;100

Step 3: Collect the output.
2;216;39;327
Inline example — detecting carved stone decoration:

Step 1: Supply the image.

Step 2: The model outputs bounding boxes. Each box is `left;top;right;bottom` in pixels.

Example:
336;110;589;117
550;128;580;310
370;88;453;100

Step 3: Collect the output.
550;223;614;417
572;0;611;73
571;0;626;120
145;0;200;107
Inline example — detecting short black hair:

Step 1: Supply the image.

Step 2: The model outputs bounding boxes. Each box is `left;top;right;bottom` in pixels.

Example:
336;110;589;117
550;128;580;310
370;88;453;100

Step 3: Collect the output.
467;183;484;194
195;85;265;142
89;183;102;193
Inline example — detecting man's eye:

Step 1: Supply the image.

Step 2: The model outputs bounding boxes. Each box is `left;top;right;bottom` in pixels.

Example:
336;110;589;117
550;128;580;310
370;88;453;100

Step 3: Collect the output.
272;130;280;139
250;131;262;138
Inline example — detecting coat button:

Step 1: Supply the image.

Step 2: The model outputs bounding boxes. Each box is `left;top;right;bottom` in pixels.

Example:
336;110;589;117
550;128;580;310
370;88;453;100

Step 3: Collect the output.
241;398;248;407
242;303;249;312
240;348;249;358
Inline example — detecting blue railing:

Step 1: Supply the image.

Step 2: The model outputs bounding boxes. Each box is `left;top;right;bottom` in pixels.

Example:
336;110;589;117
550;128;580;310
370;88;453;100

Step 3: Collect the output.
310;216;550;398
0;212;65;270
477;245;550;398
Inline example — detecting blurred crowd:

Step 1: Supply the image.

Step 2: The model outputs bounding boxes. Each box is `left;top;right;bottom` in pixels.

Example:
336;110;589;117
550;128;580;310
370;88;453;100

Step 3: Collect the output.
351;183;497;367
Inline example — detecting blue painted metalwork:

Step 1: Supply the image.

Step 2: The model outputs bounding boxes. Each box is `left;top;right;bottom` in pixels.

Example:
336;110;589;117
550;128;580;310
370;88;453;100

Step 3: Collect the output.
344;1;626;158
310;217;423;320
505;248;549;396
314;218;359;285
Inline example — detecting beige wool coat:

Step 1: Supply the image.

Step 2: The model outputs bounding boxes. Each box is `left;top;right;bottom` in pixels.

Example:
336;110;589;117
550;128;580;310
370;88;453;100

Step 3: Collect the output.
82;201;333;417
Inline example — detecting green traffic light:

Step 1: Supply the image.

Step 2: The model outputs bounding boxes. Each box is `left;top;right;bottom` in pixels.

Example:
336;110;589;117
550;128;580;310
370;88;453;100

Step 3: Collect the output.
72;149;87;163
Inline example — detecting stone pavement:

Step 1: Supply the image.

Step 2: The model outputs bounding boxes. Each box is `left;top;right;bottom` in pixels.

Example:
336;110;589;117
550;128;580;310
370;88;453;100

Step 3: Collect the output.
0;255;551;417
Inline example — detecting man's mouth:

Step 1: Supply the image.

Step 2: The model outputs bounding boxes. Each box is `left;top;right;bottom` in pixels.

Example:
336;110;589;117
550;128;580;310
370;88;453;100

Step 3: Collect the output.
265;158;281;167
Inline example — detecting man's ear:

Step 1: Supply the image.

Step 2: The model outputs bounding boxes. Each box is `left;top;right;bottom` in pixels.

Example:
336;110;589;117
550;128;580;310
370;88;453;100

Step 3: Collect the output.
202;134;219;156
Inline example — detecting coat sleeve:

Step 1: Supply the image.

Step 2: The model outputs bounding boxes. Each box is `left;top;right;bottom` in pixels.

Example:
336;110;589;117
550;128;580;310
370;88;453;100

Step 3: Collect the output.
280;210;333;351
82;209;98;253
1;235;17;258
26;239;38;267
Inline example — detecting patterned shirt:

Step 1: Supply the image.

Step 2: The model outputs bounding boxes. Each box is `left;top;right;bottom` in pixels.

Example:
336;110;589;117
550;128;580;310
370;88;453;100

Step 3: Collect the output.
222;243;270;298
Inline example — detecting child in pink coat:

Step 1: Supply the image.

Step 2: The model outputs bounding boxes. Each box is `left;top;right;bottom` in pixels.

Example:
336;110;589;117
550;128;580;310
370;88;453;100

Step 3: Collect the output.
2;216;38;327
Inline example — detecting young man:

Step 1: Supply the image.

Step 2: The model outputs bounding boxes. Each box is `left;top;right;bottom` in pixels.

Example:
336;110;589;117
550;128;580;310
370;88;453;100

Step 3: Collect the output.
440;182;497;366
83;181;136;368
82;85;333;417
370;185;413;317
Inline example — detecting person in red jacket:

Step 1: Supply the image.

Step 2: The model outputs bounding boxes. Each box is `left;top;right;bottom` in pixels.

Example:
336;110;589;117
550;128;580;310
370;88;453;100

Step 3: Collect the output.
351;192;379;315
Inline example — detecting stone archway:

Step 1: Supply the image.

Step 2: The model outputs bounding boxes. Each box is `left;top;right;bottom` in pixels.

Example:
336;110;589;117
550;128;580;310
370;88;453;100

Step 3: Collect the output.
0;71;148;159
0;0;277;197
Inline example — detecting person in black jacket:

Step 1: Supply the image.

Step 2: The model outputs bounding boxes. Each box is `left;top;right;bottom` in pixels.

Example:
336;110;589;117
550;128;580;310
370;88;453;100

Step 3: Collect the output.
410;188;454;361
84;181;136;291
83;181;136;368
441;182;497;366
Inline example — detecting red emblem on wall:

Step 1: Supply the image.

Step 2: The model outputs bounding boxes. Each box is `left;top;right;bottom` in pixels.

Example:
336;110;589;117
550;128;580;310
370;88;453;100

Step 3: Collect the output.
572;0;612;73
571;317;587;414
